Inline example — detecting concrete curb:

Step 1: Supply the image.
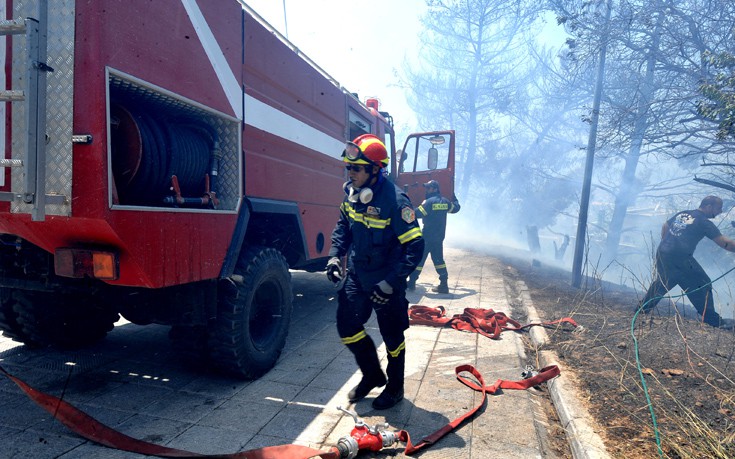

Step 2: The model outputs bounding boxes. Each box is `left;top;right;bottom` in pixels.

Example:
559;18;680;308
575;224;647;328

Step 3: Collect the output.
516;279;611;459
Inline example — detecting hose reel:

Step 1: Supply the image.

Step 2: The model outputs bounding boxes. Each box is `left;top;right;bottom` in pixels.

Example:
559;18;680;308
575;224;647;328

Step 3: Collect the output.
110;103;219;208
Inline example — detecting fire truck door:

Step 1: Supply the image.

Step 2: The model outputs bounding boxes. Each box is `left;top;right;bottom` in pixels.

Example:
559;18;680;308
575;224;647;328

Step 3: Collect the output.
394;130;455;206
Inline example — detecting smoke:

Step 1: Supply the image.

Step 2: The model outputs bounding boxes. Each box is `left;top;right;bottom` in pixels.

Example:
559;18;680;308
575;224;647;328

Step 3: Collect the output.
444;197;735;320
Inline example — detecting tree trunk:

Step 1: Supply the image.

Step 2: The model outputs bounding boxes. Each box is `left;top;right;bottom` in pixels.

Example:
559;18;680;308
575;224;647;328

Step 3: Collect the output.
458;41;482;201
602;9;664;264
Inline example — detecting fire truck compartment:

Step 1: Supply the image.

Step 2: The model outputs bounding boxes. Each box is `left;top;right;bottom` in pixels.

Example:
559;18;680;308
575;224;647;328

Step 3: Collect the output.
107;70;241;211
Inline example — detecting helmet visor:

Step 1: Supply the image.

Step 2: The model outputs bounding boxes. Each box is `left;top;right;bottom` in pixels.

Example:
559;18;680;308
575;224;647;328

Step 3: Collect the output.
344;141;362;160
342;141;375;166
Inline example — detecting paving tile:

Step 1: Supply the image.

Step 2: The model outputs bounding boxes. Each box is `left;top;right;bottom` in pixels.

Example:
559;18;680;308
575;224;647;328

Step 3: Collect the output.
6;429;86;459
198;399;281;433
260;404;340;444
165;424;253;455
85;382;174;413
230;378;303;405
140;390;220;423
112;413;191;444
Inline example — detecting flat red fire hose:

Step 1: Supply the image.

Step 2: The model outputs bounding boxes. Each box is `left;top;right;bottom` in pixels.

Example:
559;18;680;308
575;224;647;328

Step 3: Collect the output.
408;305;578;338
0;364;339;459
0;306;569;458
1;361;560;458
398;363;560;455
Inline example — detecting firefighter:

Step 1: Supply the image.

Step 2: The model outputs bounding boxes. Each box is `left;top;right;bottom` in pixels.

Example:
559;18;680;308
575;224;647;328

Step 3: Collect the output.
326;134;424;410
638;195;735;327
407;180;460;293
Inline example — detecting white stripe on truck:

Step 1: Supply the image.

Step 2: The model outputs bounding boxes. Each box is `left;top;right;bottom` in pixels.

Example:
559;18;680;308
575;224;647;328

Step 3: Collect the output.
182;0;344;160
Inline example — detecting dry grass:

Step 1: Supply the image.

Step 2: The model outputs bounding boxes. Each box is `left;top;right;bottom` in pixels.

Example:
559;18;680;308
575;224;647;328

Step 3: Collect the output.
499;253;735;459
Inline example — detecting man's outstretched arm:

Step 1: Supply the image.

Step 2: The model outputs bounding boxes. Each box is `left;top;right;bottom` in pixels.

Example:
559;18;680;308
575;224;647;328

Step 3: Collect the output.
713;234;735;252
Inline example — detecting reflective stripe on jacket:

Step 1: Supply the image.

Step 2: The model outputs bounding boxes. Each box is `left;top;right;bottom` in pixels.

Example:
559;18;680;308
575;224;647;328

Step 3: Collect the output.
329;177;424;289
416;191;460;241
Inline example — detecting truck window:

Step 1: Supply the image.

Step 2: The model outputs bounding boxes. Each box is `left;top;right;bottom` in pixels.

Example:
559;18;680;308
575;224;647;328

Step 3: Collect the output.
349;109;372;140
402;134;450;172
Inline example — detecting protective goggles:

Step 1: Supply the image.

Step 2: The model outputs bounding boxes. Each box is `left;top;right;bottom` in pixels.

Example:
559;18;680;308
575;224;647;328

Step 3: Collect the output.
342;141;373;165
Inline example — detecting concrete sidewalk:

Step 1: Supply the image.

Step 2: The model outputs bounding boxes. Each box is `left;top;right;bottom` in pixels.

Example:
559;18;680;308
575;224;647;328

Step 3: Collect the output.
0;247;605;458
392;247;570;458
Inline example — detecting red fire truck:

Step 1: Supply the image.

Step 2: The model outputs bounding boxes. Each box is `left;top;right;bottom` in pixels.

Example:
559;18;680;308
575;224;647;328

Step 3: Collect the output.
0;0;455;378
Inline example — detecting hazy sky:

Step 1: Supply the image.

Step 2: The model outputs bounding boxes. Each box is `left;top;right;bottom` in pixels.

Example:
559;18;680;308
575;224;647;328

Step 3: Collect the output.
243;0;427;140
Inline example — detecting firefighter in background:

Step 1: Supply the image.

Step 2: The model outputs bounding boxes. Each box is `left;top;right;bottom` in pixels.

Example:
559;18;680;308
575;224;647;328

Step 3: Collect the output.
407;180;460;293
638;195;735;327
326;134;424;410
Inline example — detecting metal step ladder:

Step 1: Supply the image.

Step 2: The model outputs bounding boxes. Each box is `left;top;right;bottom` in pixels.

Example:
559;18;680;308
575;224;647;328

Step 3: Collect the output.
0;0;61;221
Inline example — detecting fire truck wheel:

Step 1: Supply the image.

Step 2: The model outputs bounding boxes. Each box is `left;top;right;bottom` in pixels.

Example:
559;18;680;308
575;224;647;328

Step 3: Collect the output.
210;246;293;379
13;290;120;349
0;289;34;345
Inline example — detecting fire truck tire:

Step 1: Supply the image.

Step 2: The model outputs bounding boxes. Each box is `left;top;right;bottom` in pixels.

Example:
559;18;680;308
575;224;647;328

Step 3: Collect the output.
13;290;120;349
209;246;293;379
0;289;34;345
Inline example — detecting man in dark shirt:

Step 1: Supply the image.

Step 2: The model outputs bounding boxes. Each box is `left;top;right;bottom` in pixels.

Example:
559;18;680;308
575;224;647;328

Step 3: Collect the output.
638;196;735;327
407;180;460;294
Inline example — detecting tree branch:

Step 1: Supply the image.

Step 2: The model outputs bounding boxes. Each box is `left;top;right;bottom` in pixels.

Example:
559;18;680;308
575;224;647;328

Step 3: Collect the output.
693;176;735;193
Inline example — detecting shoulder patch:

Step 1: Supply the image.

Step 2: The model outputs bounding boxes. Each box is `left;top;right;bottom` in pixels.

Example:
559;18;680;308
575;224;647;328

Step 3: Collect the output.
401;206;416;223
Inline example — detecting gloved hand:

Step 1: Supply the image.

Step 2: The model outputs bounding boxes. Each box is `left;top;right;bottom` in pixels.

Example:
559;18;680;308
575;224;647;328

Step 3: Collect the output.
326;257;343;284
370;280;393;308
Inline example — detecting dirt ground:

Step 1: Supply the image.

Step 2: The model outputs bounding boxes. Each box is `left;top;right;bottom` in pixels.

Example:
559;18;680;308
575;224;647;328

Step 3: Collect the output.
494;249;735;459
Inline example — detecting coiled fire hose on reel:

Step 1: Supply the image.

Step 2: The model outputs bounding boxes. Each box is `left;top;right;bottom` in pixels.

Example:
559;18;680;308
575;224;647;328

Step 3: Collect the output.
110;103;220;208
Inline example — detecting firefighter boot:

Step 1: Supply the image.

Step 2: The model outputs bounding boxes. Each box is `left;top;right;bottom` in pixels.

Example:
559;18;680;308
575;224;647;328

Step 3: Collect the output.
373;351;405;410
346;336;387;402
432;279;449;294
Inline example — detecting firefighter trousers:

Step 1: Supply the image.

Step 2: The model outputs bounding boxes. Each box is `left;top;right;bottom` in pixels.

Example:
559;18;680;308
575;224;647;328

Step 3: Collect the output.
410;238;448;282
640;252;721;326
336;275;408;380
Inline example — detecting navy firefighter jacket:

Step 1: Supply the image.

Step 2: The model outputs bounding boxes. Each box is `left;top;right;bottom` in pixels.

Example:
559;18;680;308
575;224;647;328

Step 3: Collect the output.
329;176;424;290
416;191;460;242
